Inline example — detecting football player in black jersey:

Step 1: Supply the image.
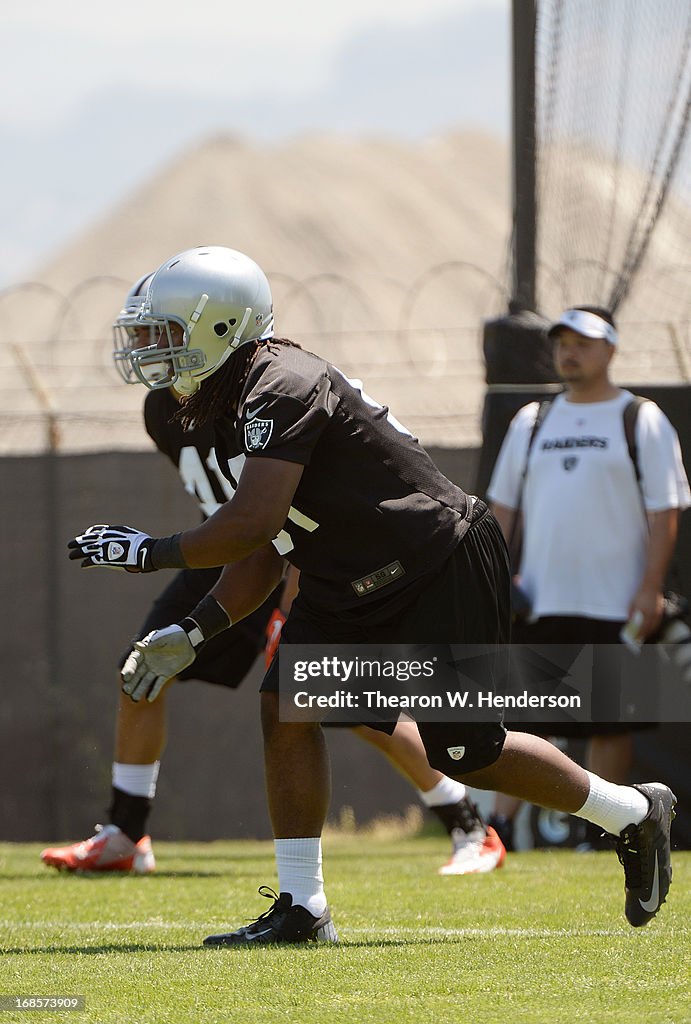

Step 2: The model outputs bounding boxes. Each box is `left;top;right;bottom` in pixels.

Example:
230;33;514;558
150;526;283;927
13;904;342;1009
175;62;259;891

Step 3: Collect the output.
69;247;676;940
44;274;506;876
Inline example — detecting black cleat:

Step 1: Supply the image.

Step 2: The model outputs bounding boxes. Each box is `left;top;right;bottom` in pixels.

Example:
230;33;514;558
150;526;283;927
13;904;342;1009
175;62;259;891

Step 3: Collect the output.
616;783;676;927
203;886;339;947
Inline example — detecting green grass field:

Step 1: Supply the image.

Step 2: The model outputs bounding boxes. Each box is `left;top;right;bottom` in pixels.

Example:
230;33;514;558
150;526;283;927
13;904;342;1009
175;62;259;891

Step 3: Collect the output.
1;836;689;1024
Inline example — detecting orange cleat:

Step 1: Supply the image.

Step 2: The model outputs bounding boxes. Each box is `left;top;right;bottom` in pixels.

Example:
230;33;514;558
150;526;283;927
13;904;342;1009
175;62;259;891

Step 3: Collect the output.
40;824;155;874
438;825;506;875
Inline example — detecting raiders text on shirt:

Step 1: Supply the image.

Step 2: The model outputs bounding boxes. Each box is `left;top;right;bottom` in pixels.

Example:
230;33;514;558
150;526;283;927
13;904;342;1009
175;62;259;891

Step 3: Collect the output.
540;436;608;450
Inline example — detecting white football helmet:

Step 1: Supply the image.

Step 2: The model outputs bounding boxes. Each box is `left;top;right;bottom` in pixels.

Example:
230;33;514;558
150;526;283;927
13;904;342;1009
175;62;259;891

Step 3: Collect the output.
112;272;155;384
120;246;274;395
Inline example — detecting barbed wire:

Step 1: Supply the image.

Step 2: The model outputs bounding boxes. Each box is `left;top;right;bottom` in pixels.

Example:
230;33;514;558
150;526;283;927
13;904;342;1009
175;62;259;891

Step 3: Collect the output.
1;261;689;454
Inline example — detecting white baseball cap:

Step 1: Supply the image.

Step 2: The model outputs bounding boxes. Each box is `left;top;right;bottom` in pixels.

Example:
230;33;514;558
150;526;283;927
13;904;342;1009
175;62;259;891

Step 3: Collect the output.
548;308;618;346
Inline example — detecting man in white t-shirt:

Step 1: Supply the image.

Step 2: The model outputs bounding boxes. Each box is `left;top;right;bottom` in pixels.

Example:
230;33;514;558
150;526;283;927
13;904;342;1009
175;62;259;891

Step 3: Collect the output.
487;305;690;847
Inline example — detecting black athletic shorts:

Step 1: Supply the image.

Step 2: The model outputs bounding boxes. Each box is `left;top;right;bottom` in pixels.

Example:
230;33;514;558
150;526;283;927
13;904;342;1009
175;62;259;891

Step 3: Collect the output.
262;500;510;775
510;615;656;736
118;567;279;689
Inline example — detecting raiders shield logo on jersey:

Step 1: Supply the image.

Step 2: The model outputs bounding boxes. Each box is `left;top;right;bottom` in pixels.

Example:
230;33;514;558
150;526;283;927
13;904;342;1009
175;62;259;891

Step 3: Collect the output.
244;418;274;451
562;456;578;471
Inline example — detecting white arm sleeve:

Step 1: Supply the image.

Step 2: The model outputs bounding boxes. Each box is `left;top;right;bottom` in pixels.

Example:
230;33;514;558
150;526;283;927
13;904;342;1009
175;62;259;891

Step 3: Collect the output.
636;403;691;512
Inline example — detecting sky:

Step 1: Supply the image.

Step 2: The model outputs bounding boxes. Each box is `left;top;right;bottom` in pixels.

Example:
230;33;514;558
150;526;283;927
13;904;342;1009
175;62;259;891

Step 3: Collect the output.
0;0;509;286
2;0;502;126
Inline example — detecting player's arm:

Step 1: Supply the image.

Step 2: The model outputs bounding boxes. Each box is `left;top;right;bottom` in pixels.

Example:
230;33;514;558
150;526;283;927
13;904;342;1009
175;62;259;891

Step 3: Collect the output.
180;458;303;567
121;543;285;703
210;542;286;622
487;404;535;551
631;407;689;639
629;508;679;639
68;458;304;572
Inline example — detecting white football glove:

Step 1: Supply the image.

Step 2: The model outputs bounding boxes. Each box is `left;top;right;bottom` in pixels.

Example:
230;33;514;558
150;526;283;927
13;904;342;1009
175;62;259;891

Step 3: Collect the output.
121;625;197;702
68;524;156;571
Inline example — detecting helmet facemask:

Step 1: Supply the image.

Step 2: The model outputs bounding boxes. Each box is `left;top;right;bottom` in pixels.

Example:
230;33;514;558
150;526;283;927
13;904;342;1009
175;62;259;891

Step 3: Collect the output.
113;318;183;387
120;312;207;392
112;272;157;384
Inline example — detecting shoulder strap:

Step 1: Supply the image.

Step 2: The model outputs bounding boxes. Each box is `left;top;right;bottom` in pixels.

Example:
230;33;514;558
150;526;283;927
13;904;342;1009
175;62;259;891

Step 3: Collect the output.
526;398;555;462
506;397;557;568
622;395;648;484
516;397;556;504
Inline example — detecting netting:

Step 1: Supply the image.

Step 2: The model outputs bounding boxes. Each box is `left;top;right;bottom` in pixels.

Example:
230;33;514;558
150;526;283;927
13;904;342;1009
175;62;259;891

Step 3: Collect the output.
535;0;691;327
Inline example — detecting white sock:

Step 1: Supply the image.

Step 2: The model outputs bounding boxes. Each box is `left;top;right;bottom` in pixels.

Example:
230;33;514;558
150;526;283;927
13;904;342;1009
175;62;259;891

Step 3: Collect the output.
573;771;649;836
418;776;467;808
112;762;160;799
274;838;326;917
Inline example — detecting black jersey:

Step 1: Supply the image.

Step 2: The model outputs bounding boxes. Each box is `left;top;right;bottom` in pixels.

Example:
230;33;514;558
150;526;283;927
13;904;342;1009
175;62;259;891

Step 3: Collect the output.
213;343;472;611
142;388;279;642
144;388;242;520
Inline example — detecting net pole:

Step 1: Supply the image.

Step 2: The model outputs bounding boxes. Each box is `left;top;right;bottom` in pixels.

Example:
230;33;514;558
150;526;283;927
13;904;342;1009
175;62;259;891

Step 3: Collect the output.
511;0;538;312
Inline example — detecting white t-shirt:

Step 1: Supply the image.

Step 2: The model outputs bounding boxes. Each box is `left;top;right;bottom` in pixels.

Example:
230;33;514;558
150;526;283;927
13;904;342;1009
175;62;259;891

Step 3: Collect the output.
488;390;691;620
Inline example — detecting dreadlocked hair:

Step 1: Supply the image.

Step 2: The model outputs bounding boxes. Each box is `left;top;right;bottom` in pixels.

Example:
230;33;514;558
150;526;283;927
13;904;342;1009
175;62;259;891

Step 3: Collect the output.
175;338;301;429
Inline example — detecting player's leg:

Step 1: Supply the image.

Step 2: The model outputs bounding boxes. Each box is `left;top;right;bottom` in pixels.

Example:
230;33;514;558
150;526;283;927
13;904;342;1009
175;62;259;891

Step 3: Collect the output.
587;733;634;785
41;572;196;873
420;720;674;925
353;720;505;874
262;694;331;840
490;617;638;851
485;613;551;852
203;603;339;946
39;668;165;874
416;506;676;926
204;510;508;945
487;792;521;851
204;689;338;946
41;568;270;875
108;685;168;852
